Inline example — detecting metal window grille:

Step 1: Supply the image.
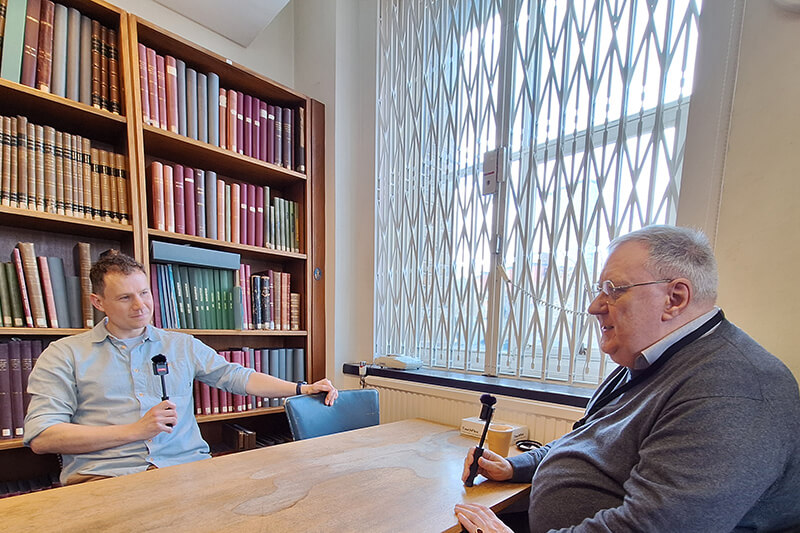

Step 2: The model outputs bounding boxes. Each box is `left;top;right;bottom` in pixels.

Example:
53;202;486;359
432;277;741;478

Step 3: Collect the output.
375;0;701;386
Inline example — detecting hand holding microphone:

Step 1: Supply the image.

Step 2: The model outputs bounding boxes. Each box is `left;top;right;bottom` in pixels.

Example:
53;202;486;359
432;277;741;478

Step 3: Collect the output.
464;393;497;487
151;354;174;428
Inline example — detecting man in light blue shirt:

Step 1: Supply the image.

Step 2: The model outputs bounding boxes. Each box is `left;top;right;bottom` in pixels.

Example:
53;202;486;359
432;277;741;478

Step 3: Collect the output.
23;251;338;485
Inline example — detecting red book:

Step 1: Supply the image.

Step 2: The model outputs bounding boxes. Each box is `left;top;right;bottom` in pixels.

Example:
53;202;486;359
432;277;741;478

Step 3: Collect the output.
174;164;185;233
239;181;248;246
11;248;34;328
35;0;55;92
238;265;247;330
193;381;201;415
200;382;211;415
247;183;256;246
36;256;59;328
165;55;179;133
137;44;151;126
183;165;196;235
236;91;244;154
210;385;219;414
146;47;159;127
155;54;168;130
150;161;165;230
219;88;227;150
227;89;237;153
8;342;24;437
150;264;162;328
282;272;291;330
274;106;282;166
255;185;264;247
20;340;33;414
230;182;240;244
216;178;225;242
242;94;252;157
252;97;261;160
20;0;42;88
163;163;174;232
266;105;275;164
244;264;252;330
258;100;267;162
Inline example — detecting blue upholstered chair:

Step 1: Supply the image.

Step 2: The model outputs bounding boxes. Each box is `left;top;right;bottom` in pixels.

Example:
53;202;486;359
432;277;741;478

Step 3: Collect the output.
284;388;380;440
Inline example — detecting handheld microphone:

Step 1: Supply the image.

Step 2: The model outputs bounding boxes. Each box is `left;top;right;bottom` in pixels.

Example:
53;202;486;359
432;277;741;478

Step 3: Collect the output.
464;393;497;487
151;354;173;427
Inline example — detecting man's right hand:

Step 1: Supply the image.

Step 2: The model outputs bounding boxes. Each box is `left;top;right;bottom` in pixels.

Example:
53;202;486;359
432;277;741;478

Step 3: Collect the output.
136;400;177;438
461;446;513;482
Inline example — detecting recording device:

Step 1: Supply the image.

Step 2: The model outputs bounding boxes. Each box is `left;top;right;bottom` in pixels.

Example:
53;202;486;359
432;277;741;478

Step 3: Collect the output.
151;354;173;427
464;393;497;487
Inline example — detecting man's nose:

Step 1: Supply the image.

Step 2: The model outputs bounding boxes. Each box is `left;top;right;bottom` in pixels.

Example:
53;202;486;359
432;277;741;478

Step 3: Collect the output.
587;293;607;315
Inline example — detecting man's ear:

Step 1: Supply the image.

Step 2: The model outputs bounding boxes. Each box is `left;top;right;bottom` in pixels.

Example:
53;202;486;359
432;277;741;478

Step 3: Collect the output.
663;279;691;319
90;293;104;313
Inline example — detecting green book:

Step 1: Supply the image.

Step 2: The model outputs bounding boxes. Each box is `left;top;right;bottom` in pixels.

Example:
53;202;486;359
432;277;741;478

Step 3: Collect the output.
171;264;187;329
187;267;205;330
0;0;26;83
223;269;234;329
4;262;24;327
204;268;217;330
179;265;194;329
0;263;13;326
213;268;223;330
232;285;243;331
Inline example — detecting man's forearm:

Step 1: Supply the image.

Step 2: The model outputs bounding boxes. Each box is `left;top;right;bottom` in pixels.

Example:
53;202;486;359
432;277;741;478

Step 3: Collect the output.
29;422;145;455
245;372;299;398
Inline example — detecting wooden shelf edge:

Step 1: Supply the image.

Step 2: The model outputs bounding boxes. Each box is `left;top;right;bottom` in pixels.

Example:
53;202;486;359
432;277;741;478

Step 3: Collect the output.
147;229;306;260
0;205;135;236
0;327;89;336
196;406;284;423
0;438;25;451
169;328;307;337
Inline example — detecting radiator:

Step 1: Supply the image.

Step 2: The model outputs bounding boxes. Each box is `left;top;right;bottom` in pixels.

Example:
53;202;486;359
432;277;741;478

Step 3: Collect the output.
362;376;584;445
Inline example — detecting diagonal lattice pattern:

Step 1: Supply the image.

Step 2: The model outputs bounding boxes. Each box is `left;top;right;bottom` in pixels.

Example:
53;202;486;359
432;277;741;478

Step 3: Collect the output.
376;0;701;386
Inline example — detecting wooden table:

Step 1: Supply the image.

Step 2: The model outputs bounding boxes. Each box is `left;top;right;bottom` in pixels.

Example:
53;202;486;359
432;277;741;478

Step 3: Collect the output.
1;419;530;532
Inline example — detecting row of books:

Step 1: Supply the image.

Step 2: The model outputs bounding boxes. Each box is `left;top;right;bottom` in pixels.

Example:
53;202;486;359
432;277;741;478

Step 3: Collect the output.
151;261;300;332
149;160;299;251
0;339;44;439
1;114;129;224
0;0;121;113
0;473;61;498
215;424;292;455
137;43;305;172
193;347;305;416
0;242;93;330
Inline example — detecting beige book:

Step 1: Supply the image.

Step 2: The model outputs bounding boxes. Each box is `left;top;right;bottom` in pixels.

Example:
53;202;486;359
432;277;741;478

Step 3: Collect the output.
16;242;48;328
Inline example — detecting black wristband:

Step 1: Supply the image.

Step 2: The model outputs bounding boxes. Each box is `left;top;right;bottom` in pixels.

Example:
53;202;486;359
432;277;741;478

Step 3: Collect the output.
296;381;307;395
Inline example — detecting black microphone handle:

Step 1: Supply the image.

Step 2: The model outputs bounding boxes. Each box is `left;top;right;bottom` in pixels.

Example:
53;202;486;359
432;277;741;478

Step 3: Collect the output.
464;407;495;487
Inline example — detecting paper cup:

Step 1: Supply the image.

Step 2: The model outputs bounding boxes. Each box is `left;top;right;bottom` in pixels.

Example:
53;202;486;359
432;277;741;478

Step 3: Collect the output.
486;424;513;457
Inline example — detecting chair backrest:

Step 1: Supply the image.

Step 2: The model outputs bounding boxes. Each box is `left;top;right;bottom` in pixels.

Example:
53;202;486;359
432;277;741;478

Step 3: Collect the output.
284;388;380;440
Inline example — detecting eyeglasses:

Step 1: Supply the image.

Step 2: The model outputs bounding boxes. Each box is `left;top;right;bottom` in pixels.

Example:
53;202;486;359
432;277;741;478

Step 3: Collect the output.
589;279;673;301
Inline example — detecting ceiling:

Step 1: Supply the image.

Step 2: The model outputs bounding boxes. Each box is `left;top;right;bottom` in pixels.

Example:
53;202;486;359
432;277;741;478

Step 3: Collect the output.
153;0;291;47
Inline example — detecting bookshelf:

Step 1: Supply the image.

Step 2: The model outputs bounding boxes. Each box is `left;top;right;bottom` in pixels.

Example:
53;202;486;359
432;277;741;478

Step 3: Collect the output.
0;0;325;494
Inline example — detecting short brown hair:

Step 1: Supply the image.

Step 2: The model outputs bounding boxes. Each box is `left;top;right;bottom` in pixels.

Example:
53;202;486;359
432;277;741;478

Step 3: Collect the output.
90;250;146;296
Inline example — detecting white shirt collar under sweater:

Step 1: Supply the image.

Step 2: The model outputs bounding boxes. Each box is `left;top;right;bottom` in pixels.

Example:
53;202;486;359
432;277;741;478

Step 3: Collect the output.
633;306;721;371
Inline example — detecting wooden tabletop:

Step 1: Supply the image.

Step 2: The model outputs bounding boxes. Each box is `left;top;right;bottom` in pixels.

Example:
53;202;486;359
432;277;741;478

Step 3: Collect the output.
1;419;530;532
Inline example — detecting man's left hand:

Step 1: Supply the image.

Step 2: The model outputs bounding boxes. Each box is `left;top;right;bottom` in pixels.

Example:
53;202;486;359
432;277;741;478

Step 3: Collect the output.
454;503;513;533
306;379;338;405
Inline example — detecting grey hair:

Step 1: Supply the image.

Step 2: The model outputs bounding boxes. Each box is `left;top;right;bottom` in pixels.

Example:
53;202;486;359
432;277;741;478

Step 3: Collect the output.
610;225;718;303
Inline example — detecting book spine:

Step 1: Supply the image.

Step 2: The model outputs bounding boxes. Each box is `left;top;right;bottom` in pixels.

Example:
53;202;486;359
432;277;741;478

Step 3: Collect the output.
176;59;187;136
205;171;217;240
243;94;252;157
35;123;46;211
197;72;208;143
10;248;33;327
183;165;196;235
4;262;25;327
252;97;261;160
65;7;80;100
274;106;282;166
236;91;244;154
156;54;167;129
20;0;42;88
255;185;264;248
217;179;225;244
36;256;58;327
0;344;12;439
74;242;93;328
79;15;91;105
46;256;70;328
194;169;206;238
297;106;306;173
266;104;275;164
0;265;12;327
259;101;268;163
24;122;35;209
150;161;164;230
99;148;111;221
239;180;248;245
17;242;47;327
0;0;27;83
246;183;256;247
43;125;56;213
99;24;109;110
49;3;67;95
35;0;54;92
9;342;24;436
165;55;179;133
90;19;101;109
218;88;227;149
227;89;237;153
186;67;197;139
163;163;174;232
150;264;162;328
173;164;185;234
207;73;219;146
89;146;101;220
283;107;292;170
107;28;120;114
115;152;129;225
145;46;158;126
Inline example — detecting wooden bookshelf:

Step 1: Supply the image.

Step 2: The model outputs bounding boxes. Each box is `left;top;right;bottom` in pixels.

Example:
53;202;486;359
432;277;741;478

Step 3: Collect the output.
0;0;325;496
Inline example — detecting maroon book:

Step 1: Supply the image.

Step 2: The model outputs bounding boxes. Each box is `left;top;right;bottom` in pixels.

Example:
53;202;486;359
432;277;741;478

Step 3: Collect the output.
137;44;150;125
252;97;261;161
274;106;283;167
20;0;42;88
156;54;168;130
266;104;275;164
8;341;24;437
193;380;201;415
11;248;34;328
20;340;33;414
227;89;237;153
183;165;196;236
259;101;268;163
173;164;185;234
283;107;293;170
247;183;256;247
35;0;55;92
165;55;179;133
0;344;12;439
239;181;248;246
150;264;162;328
200;382;211;415
255;185;264;248
236;90;244;155
146;47;159;127
242;94;252;157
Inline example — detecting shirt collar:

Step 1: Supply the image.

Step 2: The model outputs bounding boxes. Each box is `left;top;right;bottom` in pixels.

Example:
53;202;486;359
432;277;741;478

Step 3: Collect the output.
89;317;161;344
634;306;721;370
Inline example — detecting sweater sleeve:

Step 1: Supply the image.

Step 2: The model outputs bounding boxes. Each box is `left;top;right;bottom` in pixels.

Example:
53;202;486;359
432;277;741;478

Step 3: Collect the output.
508;443;552;483
550;395;788;533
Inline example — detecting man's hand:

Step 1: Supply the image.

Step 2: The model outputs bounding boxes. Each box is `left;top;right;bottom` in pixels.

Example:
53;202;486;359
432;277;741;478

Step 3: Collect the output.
461;446;513;482
454;503;514;533
306;379;338;405
135;400;177;438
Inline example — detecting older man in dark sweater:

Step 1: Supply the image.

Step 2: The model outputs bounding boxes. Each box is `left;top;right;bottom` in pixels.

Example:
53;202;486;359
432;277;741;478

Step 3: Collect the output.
455;225;800;533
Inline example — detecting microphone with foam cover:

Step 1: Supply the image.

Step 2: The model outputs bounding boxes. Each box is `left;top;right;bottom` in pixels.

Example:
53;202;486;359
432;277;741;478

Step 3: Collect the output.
464;393;496;487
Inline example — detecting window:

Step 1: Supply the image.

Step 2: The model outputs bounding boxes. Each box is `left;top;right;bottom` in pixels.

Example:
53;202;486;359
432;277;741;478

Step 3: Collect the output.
375;0;702;386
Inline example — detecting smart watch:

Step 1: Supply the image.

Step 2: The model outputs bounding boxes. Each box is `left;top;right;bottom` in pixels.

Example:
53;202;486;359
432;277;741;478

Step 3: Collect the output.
296;381;307;395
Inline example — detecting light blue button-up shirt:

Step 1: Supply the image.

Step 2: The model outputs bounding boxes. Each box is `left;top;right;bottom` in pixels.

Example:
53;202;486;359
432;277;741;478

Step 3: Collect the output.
23;319;254;484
